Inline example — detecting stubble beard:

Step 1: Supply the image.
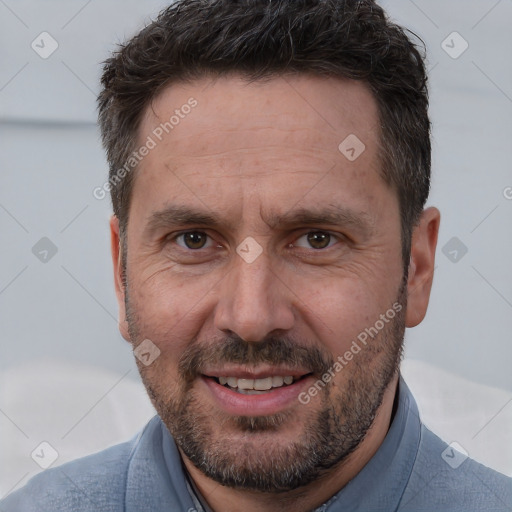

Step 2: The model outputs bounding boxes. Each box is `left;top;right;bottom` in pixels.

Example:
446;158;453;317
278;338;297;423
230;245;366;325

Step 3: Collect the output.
126;277;407;493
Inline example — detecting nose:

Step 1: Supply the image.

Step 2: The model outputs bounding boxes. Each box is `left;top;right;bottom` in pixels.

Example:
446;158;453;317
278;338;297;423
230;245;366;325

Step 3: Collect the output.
213;249;295;342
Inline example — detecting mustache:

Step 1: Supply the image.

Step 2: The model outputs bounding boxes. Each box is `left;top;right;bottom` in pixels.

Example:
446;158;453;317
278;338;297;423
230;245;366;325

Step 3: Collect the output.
178;334;334;382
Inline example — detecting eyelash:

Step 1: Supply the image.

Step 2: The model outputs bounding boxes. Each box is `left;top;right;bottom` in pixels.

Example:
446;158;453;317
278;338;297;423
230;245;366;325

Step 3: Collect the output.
169;230;345;252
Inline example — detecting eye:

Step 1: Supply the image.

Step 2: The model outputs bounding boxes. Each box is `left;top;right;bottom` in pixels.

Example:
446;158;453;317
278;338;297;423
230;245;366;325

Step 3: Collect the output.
175;231;213;250
292;231;339;250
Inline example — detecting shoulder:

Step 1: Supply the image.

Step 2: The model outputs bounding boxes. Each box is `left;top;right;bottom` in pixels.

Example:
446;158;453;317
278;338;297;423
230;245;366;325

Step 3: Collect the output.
0;442;134;512
399;424;512;511
0;417;160;512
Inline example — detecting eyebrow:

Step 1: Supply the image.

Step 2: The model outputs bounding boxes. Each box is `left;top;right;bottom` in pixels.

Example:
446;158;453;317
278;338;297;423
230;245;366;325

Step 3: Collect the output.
144;205;235;236
264;206;375;234
144;204;375;237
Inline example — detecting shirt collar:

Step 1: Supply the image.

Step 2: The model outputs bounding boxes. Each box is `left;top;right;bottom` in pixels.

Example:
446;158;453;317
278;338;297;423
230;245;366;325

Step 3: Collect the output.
125;414;197;511
320;374;421;511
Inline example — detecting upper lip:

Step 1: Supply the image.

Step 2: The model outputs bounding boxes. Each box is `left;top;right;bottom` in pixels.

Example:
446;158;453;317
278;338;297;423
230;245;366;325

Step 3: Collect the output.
202;365;311;379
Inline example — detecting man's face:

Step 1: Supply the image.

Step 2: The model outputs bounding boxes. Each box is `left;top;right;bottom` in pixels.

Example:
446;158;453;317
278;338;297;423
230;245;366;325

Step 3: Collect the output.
113;75;409;491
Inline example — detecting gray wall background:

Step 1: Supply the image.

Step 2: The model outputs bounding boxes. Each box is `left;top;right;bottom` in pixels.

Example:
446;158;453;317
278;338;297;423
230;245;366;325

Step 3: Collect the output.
1;0;511;497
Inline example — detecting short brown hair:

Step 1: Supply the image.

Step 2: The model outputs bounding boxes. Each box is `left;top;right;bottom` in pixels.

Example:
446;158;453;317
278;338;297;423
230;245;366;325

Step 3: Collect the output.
98;0;430;269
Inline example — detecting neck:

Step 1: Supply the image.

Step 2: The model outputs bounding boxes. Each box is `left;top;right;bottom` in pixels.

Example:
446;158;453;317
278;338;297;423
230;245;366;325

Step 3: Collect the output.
181;374;399;512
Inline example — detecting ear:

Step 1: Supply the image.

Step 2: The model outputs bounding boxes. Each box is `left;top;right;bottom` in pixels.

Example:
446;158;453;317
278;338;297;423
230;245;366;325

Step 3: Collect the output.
405;207;441;328
110;215;131;342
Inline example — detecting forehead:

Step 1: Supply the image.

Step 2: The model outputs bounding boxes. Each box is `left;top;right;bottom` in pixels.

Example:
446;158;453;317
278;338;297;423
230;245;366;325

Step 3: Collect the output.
130;74;392;232
140;73;379;153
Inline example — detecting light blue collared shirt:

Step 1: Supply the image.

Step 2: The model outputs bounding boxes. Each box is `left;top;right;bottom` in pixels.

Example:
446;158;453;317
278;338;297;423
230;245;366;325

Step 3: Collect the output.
1;375;511;511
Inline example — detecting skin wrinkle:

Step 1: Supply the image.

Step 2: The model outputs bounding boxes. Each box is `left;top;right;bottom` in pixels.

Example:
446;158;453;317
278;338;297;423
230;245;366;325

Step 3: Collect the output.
160;152;344;184
110;74;439;512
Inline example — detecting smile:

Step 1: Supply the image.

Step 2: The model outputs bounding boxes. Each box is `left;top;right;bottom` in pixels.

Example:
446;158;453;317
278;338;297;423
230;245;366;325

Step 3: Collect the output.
200;370;314;415
214;375;298;394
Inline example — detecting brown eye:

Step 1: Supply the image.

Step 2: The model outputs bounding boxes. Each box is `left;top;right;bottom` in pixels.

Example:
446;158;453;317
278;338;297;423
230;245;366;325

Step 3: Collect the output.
306;232;331;249
178;231;209;249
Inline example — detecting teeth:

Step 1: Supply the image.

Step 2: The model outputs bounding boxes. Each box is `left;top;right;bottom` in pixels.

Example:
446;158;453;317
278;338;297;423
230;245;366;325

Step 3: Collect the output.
254;377;273;390
237;379;254;390
216;375;296;390
272;376;284;387
237;388;269;395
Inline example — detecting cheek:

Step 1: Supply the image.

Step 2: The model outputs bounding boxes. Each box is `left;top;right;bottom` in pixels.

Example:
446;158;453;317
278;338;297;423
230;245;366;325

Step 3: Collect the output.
128;272;215;354
301;277;391;354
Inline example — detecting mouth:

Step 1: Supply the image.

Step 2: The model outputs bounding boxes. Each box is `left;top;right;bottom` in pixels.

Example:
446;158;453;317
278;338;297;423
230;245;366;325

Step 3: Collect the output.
207;374;309;394
200;369;314;415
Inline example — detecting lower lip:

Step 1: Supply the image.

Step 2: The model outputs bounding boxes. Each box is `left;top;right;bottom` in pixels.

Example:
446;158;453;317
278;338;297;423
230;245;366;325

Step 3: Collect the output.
201;375;313;416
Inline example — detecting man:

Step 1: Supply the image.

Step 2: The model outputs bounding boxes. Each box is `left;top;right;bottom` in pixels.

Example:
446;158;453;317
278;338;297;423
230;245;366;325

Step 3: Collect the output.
2;0;511;510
